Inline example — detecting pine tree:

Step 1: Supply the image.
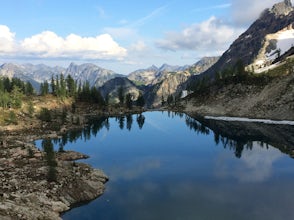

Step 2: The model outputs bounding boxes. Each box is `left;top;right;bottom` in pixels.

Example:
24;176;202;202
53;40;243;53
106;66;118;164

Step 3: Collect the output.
136;93;145;108
25;81;35;96
59;74;67;98
51;75;56;95
66;74;76;97
10;86;24;108
125;93;133;109
118;86;124;106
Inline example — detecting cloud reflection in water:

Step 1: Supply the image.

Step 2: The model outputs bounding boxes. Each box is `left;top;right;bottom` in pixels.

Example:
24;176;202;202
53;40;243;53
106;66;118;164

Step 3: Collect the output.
215;142;283;182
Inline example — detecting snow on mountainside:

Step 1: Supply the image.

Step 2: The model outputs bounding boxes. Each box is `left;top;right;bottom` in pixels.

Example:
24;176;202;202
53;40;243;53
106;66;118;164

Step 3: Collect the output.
250;25;294;72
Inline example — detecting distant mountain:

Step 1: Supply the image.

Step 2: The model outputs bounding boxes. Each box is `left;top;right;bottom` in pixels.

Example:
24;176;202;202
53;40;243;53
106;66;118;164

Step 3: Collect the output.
0;63;57;91
65;63;123;87
0;63;65;83
188;57;219;75
127;63;189;86
143;57;219;107
0;62;122;91
188;0;294;83
127;65;158;86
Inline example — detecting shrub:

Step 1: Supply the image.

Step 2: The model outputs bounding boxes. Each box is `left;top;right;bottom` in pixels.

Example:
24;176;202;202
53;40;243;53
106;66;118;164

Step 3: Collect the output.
39;108;52;122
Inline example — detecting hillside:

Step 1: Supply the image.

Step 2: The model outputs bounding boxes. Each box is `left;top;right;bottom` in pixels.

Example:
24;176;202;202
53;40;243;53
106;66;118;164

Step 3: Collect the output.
183;57;294;120
99;77;143;104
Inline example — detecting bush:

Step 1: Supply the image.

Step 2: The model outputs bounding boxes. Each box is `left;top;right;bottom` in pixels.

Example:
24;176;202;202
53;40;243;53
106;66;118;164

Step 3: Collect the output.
39;108;52;122
5;111;18;125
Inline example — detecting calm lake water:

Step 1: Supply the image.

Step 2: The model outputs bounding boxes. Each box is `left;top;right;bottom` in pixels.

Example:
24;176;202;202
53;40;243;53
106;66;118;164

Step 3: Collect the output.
40;111;294;220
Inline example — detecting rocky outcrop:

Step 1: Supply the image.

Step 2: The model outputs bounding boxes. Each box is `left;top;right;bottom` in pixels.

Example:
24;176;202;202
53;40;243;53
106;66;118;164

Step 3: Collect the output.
0;135;108;220
271;0;293;16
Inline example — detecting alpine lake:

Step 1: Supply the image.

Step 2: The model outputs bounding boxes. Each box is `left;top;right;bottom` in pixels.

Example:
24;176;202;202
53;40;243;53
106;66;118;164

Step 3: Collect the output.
36;111;294;220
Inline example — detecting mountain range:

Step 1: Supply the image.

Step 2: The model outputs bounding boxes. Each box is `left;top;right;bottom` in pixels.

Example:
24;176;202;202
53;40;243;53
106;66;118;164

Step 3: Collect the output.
0;0;293;108
0;57;218;106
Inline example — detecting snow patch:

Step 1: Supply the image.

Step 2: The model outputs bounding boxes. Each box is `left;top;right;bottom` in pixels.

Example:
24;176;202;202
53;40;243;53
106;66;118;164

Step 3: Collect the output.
265;29;294;61
204;116;294;126
249;27;294;72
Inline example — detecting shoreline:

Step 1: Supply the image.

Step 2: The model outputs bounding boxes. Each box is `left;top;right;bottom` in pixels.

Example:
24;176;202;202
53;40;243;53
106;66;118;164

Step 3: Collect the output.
204;115;294;125
0;128;108;220
0;105;146;219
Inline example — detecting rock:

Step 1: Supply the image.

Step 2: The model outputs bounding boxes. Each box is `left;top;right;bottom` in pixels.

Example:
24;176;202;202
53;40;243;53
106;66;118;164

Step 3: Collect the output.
56;151;89;161
52;201;69;213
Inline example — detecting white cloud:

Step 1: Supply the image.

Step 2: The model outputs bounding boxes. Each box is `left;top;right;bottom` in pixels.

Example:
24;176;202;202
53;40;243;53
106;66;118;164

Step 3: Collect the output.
0;25;16;53
156;16;244;53
230;0;290;25
0;25;127;60
130;40;147;52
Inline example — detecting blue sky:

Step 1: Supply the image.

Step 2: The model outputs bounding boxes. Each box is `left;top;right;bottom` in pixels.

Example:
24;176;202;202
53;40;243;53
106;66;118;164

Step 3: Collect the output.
0;0;291;74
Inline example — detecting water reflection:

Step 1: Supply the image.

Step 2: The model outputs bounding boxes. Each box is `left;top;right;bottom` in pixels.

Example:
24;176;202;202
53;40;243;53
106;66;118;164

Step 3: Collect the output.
52;112;294;161
54;113;145;146
184;114;294;159
59;111;294;220
110;158;161;181
215;142;283;182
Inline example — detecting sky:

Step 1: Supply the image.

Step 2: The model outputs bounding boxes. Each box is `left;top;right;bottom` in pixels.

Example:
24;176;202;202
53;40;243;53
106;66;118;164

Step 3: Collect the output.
0;0;292;74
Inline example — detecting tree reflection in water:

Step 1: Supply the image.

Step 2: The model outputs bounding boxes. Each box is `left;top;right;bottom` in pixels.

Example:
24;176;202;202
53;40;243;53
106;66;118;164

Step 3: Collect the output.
52;114;146;148
51;112;294;159
184;114;294;159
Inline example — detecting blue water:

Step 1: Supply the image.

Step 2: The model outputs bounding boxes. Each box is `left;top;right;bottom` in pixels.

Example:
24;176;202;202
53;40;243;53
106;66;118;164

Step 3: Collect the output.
38;111;294;220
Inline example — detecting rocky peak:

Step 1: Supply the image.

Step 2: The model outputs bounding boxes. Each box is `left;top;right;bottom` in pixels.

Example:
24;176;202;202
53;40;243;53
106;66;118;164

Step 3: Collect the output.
271;0;293;16
147;65;159;71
